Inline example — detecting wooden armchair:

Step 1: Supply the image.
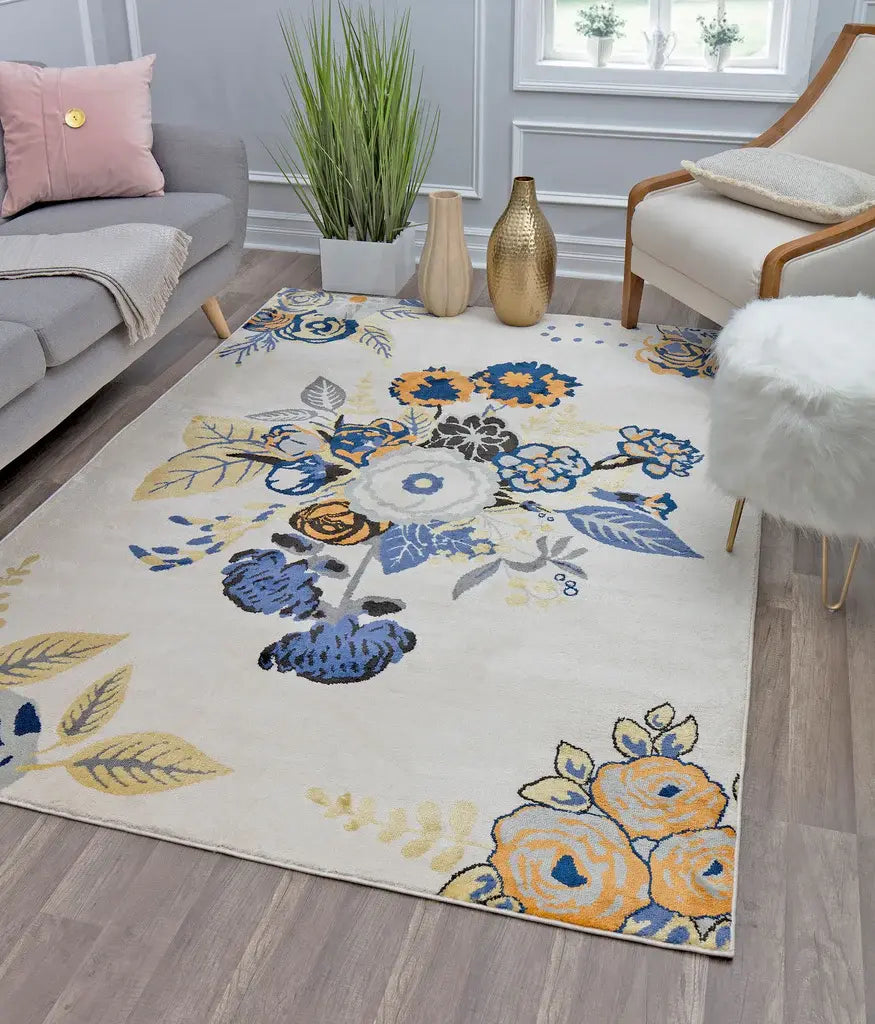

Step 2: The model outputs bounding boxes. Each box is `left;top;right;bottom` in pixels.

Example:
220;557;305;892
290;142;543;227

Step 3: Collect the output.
622;24;875;329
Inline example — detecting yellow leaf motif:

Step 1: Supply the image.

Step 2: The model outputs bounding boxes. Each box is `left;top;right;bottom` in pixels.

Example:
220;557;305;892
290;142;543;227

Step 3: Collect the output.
645;702;675;731
416;801;442;835
132;441;270;501
57;665;132;743
430;845;465;873
448;800;477;839
554;741;594;785
518;776;591;813
401;836;435;859
378;808;407;843
613;717;652;759
306;787;331;806
64;733;230;794
0;632;127;686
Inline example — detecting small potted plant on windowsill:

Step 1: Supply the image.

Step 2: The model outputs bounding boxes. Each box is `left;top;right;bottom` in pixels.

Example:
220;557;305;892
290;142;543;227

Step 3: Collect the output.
271;3;438;296
575;1;626;68
697;11;744;72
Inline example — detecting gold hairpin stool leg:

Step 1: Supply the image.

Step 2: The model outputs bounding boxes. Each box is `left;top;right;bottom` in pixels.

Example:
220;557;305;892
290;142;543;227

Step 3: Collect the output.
821;537;861;612
725;498;746;553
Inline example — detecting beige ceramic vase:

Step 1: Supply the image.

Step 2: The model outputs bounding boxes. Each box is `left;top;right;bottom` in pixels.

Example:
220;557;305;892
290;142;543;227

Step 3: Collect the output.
487;176;556;327
418;190;473;317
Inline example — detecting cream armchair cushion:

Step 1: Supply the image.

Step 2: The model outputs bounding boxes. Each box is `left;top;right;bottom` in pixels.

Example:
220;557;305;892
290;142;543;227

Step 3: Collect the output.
630;182;813;309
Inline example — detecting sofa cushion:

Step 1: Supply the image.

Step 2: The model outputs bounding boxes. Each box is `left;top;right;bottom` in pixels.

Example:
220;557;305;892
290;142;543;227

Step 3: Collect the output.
0;192;234;366
631;182;815;308
0;320;46;406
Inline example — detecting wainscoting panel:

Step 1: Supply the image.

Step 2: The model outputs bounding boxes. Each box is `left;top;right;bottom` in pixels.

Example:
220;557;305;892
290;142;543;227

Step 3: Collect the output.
511;121;757;207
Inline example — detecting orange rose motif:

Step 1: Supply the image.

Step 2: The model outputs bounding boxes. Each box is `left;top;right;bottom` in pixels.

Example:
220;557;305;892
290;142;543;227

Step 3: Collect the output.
590;756;727;840
288;500;389;546
649;826;735;918
490;805;650;930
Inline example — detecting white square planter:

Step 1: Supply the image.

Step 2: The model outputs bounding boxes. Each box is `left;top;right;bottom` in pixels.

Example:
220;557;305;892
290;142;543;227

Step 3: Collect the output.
319;226;417;296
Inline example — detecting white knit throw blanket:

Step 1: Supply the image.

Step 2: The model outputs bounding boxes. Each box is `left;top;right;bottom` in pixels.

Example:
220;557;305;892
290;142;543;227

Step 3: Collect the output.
0;223;192;344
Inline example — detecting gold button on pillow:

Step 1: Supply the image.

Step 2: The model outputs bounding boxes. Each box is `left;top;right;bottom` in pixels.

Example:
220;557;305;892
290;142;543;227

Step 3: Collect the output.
64;108;86;129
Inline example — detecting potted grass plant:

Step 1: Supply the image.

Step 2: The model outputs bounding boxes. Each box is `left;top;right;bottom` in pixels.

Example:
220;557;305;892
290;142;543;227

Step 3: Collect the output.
271;3;439;295
575;1;626;68
697;10;744;71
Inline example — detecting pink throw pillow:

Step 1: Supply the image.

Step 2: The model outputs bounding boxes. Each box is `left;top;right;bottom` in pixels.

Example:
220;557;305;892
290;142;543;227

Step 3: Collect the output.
0;55;164;218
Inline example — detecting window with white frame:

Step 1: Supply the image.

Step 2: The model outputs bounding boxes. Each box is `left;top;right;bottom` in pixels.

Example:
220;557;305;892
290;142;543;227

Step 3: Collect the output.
514;0;819;100
549;1;785;69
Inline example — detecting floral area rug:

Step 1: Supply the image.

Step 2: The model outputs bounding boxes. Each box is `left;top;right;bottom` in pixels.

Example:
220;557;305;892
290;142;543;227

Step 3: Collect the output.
0;289;758;956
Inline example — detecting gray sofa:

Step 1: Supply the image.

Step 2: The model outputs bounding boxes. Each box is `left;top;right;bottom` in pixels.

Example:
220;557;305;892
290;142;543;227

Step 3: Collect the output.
0;123;248;470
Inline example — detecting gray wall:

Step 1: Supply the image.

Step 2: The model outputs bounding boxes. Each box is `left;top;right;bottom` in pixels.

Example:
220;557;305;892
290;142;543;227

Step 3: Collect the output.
0;0;861;277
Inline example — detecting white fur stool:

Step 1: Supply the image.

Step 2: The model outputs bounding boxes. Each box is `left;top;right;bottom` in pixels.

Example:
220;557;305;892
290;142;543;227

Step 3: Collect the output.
708;294;875;610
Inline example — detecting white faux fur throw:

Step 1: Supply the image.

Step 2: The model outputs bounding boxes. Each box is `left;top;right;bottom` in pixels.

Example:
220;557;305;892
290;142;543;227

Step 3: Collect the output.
708;294;875;539
0;223;191;344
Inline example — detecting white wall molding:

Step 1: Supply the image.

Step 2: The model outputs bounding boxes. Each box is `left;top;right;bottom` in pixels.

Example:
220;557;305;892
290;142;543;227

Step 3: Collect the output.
511;120;757;207
249;170;480;201
77;0;97;65
854;1;875;24
245;208;625;281
125;0;143;58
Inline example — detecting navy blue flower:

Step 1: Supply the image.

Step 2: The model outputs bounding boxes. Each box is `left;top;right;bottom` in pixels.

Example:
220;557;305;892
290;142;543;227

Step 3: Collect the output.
276;311;359;344
258;615;416;683
265;455;328;496
471;361;580;408
221;549;321;618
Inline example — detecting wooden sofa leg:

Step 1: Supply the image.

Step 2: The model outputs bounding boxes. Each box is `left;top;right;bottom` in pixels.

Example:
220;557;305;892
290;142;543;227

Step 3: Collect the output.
202;297;231;339
621;271;644;329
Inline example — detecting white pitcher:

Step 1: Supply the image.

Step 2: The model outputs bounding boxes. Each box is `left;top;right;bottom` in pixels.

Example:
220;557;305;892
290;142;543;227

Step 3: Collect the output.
643;28;676;70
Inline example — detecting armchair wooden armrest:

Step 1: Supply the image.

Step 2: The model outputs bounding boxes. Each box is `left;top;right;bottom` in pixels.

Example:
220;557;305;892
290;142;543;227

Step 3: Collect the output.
621;23;875;327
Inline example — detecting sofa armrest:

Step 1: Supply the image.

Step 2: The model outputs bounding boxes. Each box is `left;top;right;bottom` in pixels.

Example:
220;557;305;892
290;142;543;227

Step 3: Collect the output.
151;123;249;255
761;208;875;299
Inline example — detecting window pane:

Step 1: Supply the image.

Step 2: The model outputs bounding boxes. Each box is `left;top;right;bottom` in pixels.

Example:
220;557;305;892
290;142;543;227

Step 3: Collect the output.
552;0;651;60
670;0;774;62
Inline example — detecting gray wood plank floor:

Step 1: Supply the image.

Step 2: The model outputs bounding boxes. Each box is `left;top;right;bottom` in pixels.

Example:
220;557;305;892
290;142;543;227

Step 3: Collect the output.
0;251;869;1024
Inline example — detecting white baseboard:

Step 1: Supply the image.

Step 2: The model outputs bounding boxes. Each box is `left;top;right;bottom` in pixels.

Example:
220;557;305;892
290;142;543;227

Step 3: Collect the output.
245;209;625;282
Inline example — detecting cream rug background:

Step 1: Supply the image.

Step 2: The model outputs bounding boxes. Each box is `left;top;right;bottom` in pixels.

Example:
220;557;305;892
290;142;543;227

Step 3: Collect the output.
0;290;758;956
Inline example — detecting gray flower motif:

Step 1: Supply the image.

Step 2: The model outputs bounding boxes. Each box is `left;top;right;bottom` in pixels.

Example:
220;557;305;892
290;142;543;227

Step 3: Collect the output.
344;447;500;525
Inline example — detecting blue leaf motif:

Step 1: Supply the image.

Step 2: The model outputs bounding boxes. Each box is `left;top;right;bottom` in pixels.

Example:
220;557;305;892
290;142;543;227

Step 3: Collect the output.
379;524;437;574
564;506;702;558
432;525;496;558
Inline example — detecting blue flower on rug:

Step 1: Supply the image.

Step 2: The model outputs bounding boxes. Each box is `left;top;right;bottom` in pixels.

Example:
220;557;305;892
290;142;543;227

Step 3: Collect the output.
329;418;417;467
0;689;42;788
258;615;417;683
471;361;580;408
611;426;703;479
636;326;718;380
494;443;591;493
221;549;322;618
274;311;359;344
265;456;328;497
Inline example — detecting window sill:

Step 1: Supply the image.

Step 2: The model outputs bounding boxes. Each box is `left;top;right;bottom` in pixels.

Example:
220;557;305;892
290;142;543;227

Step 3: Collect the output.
514;60;806;102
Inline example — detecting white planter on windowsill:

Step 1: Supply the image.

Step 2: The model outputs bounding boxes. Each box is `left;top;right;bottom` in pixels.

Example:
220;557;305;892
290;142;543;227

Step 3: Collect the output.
319;226;416;296
585;36;615;67
703;43;732;71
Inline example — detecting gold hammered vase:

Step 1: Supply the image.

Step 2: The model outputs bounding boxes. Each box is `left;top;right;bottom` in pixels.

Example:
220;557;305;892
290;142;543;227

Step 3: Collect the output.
487;176;557;327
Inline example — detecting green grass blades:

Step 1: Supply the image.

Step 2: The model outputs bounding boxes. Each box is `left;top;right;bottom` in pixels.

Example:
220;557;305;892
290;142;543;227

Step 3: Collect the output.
269;3;439;244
